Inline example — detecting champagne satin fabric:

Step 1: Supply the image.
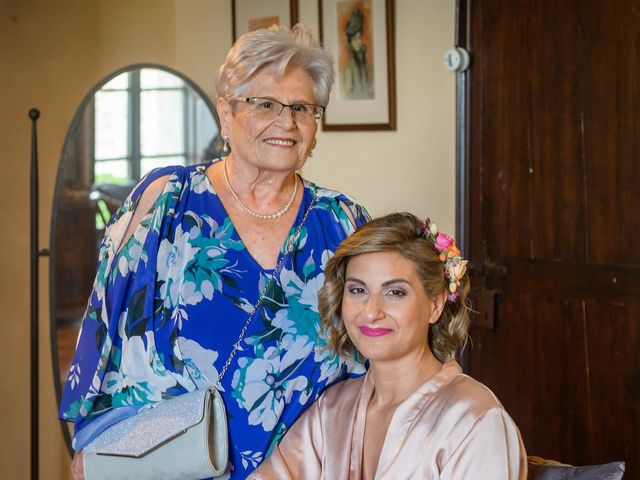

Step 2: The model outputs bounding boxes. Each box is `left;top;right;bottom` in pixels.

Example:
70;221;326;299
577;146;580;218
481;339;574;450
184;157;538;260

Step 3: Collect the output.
251;361;527;479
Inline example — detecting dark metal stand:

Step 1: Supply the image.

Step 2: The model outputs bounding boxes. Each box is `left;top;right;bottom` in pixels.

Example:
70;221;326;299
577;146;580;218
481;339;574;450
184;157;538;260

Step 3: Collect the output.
30;108;48;480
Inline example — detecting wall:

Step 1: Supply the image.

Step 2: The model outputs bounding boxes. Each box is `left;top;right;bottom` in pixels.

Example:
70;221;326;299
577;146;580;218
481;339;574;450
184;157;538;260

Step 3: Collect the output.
0;1;454;477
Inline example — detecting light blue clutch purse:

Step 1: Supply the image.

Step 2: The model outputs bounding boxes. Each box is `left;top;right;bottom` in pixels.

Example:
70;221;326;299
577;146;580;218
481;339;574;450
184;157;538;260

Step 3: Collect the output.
83;387;228;479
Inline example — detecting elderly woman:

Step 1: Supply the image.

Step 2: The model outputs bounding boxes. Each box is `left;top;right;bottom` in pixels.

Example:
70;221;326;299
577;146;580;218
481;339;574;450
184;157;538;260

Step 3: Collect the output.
251;213;527;479
60;24;369;479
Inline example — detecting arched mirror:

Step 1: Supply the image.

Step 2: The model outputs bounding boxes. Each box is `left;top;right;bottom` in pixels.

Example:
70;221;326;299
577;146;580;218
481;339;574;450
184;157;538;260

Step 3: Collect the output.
50;64;222;454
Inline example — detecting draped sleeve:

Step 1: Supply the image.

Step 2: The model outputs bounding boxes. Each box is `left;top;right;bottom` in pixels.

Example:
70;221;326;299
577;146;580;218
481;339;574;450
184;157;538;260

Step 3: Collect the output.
439;407;527;480
58;166;193;449
312;185;370;234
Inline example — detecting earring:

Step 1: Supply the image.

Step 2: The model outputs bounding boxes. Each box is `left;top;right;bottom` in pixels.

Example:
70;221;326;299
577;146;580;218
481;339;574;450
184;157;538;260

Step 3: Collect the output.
222;136;230;153
308;150;314;158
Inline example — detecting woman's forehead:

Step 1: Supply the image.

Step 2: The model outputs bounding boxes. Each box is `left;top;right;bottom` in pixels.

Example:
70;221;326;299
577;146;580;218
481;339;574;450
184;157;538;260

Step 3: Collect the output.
346;251;420;280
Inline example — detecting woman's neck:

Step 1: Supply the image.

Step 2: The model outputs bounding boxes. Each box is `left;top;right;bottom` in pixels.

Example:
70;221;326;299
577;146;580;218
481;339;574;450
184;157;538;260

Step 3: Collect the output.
368;349;443;408
225;155;297;200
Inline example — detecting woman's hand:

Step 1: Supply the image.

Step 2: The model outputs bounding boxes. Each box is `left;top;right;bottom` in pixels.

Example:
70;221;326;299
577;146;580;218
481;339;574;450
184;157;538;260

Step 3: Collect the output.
71;451;85;480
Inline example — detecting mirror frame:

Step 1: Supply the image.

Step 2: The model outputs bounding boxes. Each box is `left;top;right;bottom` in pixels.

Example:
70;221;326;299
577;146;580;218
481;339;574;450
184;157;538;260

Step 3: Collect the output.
49;63;220;456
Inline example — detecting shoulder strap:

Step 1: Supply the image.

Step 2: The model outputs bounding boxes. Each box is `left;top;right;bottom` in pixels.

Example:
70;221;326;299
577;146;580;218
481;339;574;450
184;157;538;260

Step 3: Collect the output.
215;188;318;386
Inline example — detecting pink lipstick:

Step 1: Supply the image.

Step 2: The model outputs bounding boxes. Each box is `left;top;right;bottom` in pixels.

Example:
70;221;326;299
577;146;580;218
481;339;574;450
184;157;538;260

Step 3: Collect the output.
358;326;392;337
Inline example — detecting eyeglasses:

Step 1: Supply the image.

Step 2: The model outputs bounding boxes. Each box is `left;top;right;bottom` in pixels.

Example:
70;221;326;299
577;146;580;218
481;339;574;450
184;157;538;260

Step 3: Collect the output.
231;96;325;124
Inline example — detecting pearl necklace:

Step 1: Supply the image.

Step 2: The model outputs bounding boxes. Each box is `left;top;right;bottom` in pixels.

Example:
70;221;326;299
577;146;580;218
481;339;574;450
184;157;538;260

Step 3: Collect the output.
223;158;298;220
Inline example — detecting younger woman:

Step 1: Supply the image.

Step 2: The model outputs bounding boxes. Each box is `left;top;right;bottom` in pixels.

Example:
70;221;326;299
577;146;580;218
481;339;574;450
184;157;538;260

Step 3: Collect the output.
251;212;527;479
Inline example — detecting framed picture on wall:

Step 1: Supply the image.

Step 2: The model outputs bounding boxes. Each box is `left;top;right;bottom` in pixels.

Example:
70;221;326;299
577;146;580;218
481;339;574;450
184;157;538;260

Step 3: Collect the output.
232;0;299;41
319;0;396;130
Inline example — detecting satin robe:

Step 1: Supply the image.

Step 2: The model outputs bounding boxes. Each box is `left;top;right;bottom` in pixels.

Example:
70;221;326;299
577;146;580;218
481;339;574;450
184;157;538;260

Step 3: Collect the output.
250;361;527;479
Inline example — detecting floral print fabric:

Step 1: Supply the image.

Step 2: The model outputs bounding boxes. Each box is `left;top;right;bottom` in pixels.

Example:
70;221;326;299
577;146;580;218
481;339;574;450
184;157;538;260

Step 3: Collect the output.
59;162;369;478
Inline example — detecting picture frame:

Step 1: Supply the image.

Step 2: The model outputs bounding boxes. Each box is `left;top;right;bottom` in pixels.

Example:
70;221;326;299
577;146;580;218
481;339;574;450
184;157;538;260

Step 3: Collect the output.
319;0;396;130
232;0;299;41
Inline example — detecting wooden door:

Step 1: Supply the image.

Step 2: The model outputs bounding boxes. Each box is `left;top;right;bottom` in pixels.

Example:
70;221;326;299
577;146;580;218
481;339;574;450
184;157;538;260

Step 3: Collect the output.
457;0;640;476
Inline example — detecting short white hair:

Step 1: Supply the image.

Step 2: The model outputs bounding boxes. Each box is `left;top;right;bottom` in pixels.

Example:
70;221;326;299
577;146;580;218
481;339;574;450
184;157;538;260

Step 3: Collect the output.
216;23;334;106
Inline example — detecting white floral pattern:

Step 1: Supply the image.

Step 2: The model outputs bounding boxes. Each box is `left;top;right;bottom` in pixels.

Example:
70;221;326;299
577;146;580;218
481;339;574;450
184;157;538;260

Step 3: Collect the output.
176;337;222;390
232;336;314;431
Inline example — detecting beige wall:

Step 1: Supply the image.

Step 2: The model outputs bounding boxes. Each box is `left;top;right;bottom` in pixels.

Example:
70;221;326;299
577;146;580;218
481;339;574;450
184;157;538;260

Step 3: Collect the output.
0;1;454;477
301;1;456;228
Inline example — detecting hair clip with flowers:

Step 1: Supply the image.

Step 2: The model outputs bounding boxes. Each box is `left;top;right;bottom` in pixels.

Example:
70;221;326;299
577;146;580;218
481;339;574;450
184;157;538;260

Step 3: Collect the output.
421;219;468;302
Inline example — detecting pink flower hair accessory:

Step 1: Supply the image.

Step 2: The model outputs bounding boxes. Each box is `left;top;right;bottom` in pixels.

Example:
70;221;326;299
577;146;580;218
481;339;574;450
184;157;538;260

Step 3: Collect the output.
421;218;468;302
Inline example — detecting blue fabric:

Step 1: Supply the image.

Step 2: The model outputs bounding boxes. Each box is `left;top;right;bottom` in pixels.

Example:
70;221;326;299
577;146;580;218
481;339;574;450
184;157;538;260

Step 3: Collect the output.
59;161;369;478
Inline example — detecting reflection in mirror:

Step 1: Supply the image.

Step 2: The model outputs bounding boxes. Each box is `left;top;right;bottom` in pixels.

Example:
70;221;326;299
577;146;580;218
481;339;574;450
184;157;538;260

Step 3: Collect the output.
51;64;221;454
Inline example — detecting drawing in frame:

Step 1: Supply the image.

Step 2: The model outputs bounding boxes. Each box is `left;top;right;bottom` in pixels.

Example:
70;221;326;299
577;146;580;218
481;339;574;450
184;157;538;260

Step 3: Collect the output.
319;0;396;130
232;0;299;41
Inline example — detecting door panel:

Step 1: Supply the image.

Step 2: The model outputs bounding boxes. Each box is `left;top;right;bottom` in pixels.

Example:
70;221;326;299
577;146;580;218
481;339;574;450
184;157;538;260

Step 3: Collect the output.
470;294;593;461
585;302;640;466
460;0;639;475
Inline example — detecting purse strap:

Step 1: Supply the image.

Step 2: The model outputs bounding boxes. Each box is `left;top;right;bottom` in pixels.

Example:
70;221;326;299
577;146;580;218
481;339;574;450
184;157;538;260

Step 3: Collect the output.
214;186;318;388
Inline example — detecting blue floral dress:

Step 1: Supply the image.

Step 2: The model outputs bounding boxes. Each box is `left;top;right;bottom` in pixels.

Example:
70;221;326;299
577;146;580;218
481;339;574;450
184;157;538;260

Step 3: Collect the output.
59;161;369;478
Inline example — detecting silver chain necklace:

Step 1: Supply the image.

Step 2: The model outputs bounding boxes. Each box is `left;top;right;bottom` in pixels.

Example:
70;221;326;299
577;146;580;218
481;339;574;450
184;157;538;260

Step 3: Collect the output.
223;158;298;220
214;187;317;387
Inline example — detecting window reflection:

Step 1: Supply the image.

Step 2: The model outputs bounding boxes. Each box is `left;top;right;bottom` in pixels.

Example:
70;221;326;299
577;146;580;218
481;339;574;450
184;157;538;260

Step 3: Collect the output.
94;90;128;163
92;68;215;185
